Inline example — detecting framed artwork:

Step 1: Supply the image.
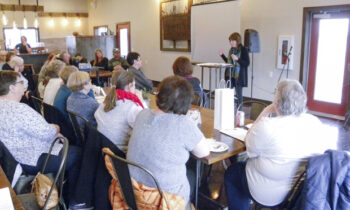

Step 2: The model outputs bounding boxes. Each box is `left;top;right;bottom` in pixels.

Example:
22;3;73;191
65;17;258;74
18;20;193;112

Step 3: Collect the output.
277;35;294;70
192;0;235;6
160;0;192;52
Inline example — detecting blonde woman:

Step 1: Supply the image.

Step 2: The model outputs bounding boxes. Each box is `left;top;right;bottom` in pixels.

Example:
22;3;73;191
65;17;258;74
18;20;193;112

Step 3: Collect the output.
94;71;145;152
91;49;108;70
67;71;99;130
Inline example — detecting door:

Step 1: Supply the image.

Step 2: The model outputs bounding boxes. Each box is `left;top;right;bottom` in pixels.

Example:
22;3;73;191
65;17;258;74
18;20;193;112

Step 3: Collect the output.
116;22;131;58
307;12;350;116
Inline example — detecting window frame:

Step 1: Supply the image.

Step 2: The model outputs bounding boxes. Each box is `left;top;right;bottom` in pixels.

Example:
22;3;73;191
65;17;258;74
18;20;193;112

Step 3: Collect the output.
2;27;40;51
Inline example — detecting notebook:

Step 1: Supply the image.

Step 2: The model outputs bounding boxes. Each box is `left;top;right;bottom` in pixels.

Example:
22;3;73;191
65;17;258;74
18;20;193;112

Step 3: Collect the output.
220;127;248;142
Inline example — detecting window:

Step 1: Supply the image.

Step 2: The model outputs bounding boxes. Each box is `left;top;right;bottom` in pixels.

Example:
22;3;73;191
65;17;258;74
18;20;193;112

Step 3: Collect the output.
3;27;40;50
94;25;108;36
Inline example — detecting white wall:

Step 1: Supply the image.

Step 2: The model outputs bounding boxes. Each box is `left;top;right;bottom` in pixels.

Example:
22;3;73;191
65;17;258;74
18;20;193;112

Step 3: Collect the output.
88;0;189;83
88;0;350;101
0;0;89;41
241;0;350;101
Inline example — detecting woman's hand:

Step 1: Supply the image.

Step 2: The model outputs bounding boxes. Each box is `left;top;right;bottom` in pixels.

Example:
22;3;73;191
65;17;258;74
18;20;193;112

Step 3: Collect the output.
51;124;60;133
218;49;224;56
231;54;239;61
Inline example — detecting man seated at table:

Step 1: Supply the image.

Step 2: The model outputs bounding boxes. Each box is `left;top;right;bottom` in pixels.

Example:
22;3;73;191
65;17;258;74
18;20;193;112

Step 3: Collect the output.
126;52;153;92
108;48;129;71
14;36;32;54
224;79;336;210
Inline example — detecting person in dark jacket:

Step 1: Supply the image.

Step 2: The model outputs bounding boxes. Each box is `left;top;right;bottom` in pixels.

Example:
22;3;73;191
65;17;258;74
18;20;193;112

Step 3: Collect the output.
126;52;153;92
219;32;250;107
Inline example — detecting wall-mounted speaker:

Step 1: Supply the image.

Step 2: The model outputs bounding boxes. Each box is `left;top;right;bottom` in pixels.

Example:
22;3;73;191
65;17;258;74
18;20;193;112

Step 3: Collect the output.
244;29;260;53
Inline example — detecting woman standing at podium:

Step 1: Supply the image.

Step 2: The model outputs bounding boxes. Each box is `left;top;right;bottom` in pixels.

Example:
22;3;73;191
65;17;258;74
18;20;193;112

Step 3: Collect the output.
219;32;250;107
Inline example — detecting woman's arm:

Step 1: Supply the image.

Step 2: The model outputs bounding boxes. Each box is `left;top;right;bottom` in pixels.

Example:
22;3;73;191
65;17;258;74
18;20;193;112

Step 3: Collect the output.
237;46;250;67
191;137;210;158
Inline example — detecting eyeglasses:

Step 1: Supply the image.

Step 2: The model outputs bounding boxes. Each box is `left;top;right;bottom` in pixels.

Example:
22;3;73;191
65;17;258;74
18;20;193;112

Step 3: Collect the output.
13;80;24;86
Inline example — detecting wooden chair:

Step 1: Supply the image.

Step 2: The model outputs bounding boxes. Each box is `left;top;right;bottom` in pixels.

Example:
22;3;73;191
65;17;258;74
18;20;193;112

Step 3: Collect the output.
102;149;163;210
29;95;43;115
237;100;268;120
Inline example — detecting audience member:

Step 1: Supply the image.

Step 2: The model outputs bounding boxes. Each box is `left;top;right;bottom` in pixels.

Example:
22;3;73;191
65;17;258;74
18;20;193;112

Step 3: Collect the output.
38;59;66;98
127;76;210;209
0;50;7;70
57;51;71;65
43;64;63;105
8;56;28;93
67;71;99;131
95;71;145;152
224;79;334;210
38;53;56;84
54;66;95;119
72;53;87;68
91;49;108;70
173;56;207;106
108;48;129;70
2;52;15;70
0;71;81;202
126;52;153;92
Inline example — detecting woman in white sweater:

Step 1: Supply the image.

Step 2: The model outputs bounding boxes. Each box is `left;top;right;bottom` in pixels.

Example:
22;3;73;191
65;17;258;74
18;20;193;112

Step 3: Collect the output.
94;70;146;152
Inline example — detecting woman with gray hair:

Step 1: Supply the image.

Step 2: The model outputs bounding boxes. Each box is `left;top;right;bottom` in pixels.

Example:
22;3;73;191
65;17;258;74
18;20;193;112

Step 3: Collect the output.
224;79;334;210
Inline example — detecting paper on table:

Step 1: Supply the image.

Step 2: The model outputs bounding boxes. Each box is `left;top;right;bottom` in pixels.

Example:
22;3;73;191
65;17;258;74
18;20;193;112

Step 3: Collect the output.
0;187;14;210
220;127;248;141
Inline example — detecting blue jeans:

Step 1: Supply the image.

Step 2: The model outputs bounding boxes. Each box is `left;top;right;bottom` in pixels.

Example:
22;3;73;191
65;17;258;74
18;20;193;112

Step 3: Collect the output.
21;146;82;204
224;162;251;210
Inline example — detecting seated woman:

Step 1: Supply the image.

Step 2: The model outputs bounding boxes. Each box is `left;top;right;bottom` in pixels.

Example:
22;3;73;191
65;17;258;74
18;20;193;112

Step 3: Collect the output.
67;71;99;130
2;52;15;70
224;79;334;210
38;59;66;98
43;65;63;105
91;49;109;70
127;76;210;209
0;71;81;203
54;65;94;119
95;71;145;152
172;56;207;106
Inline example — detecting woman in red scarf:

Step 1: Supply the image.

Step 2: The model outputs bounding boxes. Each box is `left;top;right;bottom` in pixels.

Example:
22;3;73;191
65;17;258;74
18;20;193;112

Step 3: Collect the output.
94;70;146;152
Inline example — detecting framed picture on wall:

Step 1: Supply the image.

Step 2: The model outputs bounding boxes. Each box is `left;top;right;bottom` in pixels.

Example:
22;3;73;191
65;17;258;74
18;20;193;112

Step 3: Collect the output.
277;35;294;70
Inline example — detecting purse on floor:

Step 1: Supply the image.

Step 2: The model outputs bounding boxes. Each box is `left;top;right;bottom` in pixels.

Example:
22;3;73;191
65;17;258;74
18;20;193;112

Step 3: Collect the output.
31;173;59;209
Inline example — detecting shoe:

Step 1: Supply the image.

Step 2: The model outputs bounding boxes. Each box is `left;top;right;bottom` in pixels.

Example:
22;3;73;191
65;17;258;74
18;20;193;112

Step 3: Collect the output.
68;203;94;210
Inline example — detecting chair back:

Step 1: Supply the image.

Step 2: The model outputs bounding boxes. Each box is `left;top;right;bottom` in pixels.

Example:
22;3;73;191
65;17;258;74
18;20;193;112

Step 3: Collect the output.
67;110;89;146
29;95;43;114
102;150;163;210
192;91;208;108
41;136;69;210
42;103;78;146
237;100;268;120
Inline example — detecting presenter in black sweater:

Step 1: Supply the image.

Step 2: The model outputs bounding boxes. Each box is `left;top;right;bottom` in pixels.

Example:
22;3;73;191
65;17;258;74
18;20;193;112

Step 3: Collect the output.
15;36;32;54
219;32;250;107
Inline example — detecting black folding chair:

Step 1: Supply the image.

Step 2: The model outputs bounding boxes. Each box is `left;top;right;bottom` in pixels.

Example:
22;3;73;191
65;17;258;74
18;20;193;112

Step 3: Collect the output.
17;137;69;210
29;95;43;114
42;103;78;145
67;110;89;146
102;149;163;210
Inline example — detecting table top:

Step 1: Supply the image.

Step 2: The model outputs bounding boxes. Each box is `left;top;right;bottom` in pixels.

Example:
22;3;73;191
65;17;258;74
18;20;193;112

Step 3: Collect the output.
149;95;246;165
89;70;113;78
195;62;233;68
0;167;24;210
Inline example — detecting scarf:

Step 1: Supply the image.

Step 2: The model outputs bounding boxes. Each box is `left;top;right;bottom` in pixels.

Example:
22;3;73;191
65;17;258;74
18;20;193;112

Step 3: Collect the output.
227;45;242;79
116;89;144;109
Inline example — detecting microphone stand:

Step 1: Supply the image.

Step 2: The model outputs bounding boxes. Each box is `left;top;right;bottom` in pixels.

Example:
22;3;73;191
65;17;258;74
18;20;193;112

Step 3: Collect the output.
278;46;293;83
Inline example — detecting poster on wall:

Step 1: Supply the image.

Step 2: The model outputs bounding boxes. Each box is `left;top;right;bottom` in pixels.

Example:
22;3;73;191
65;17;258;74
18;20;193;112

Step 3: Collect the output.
277;35;294;70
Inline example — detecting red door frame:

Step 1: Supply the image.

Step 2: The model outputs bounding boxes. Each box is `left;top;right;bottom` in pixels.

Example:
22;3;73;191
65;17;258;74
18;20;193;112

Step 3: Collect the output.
307;15;350;116
116;22;131;56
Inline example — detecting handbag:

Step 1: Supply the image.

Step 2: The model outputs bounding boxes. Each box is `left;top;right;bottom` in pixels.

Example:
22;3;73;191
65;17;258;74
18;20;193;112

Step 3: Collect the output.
31;173;59;209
